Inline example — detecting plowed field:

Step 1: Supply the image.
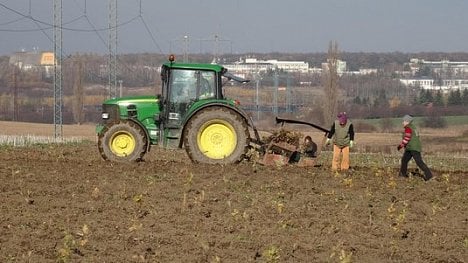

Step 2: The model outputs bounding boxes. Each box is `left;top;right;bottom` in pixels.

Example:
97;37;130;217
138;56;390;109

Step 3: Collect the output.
0;122;467;262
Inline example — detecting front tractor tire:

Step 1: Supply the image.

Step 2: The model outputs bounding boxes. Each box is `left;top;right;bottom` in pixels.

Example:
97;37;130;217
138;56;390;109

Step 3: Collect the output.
184;107;249;164
98;120;147;162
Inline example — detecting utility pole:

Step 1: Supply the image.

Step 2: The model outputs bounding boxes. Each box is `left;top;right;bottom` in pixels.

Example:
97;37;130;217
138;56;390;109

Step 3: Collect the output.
255;74;260;121
118;80;123;97
273;71;278;115
53;0;63;139
183;35;189;62
108;0;118;98
11;66;18;121
286;74;292;113
170;35;191;62
213;34;219;63
199;34;232;63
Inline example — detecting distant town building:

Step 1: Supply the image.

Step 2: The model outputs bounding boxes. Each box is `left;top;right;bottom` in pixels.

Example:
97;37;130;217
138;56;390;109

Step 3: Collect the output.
222;57;382;78
409;58;468;75
222;57;310;75
399;78;468;91
400;58;468;91
9;50;55;77
345;68;379;76
321;59;347;75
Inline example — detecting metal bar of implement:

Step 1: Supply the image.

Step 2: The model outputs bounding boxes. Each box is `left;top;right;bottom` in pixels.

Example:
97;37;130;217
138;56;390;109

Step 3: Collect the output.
275;117;330;134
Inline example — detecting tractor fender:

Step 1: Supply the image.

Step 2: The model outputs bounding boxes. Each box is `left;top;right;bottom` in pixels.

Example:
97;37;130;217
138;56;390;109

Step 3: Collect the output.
122;118;152;153
178;102;253;148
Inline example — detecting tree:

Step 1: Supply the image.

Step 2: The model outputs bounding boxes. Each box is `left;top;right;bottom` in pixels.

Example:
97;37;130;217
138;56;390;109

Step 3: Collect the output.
71;56;85;124
447;89;462;106
433;90;444;106
462;89;468;106
353;96;362;105
416;65;431;77
373;88;388;107
389;96;401;109
418;89;433;104
322;40;339;126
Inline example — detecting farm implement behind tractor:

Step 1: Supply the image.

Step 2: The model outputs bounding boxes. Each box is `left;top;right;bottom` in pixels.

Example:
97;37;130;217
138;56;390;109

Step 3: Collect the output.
96;55;328;166
257;117;330;166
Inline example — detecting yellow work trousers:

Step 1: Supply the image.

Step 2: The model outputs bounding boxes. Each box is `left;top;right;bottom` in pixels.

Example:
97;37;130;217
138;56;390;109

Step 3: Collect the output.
332;145;350;171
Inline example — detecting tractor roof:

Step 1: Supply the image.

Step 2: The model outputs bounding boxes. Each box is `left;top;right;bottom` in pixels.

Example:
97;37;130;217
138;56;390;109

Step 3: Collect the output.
162;62;224;73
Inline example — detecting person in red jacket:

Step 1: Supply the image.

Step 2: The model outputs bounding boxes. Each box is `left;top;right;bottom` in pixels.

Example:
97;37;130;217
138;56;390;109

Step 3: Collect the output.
397;115;433;181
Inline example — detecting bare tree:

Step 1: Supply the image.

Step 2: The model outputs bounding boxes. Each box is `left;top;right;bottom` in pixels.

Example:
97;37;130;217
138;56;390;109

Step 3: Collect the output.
322;40;340;126
72;56;85;124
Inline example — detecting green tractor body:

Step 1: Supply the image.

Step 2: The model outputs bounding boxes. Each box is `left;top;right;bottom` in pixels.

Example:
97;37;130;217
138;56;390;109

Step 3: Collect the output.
97;59;258;164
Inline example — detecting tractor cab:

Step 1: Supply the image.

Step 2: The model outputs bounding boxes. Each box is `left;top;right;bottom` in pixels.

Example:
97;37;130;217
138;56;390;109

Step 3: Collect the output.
159;57;248;148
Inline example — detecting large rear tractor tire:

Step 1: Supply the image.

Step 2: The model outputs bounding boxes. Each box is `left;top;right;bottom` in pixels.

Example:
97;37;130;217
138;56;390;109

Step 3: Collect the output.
184;107;249;164
98;120;147;162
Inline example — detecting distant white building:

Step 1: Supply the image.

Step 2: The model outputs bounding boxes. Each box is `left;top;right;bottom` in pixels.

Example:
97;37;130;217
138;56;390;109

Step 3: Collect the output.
222;57;310;74
408;58;468;75
401;58;468;91
345;68;379;76
399;78;468;91
321;59;347;75
223;57;378;77
9;50;55;77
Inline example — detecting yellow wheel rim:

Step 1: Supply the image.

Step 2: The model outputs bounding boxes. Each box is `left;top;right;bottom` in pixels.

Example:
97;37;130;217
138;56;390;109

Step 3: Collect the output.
110;131;136;157
197;119;237;159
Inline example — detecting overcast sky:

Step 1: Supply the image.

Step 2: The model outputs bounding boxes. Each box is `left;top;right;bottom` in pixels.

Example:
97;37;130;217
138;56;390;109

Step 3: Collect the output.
0;0;467;56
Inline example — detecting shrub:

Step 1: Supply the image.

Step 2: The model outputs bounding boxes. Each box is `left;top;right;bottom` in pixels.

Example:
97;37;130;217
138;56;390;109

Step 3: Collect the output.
461;129;468;137
380;118;394;132
353;121;377;132
422;115;447;128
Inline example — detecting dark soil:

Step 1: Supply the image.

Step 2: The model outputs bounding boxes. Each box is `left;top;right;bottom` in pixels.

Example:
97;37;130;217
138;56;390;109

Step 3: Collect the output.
1;142;467;262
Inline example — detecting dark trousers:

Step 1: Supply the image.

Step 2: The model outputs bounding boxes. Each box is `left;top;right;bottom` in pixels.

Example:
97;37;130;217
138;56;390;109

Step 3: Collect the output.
400;150;433;179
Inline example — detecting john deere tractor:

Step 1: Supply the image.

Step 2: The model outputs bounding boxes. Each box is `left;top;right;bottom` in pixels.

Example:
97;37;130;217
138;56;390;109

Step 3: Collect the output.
96;55;261;164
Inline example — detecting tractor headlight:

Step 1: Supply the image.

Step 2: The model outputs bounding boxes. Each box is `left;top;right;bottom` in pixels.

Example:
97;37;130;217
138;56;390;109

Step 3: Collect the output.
102;112;109;119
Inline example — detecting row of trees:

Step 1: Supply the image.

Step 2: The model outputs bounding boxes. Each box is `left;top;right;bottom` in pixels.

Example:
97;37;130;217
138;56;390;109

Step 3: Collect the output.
417;89;468;106
1;50;468;125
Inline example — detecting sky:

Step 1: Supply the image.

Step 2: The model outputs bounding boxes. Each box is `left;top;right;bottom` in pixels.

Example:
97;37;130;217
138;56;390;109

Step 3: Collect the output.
0;0;467;56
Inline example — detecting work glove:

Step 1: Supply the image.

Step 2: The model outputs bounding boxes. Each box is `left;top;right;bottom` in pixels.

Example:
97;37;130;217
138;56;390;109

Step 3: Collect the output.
349;140;354;148
397;145;403;151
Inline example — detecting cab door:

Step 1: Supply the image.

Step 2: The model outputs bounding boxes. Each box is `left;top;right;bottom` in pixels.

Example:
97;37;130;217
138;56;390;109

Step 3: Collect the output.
162;68;217;148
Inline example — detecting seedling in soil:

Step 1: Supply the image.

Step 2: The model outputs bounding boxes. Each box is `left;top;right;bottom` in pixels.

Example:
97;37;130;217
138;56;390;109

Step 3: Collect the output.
262;245;281;263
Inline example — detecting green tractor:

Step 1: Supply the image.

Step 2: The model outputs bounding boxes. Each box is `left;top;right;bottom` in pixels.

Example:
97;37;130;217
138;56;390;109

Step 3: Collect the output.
96;55;262;164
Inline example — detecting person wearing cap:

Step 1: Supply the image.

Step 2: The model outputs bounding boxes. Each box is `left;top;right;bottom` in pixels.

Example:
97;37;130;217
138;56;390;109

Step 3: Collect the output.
326;112;355;171
397;115;433;181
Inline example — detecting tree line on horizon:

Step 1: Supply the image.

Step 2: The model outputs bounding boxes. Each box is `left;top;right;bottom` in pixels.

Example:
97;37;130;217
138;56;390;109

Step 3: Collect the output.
0;51;467;125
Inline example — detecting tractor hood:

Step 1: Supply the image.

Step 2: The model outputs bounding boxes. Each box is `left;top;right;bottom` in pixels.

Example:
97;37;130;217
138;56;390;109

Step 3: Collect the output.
103;95;158;106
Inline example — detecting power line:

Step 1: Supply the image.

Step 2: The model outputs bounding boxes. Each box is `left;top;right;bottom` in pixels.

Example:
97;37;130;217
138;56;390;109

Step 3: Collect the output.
0;6;87;32
73;0;108;49
138;16;163;54
1;1;166;56
28;0;53;44
137;0;164;54
0;3;139;32
0;14;87;32
0;16;26;26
